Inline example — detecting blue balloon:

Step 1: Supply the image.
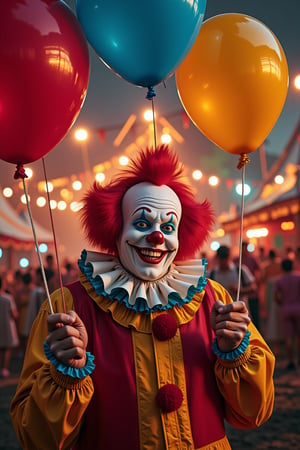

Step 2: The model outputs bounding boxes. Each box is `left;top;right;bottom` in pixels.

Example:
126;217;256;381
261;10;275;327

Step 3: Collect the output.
75;0;206;88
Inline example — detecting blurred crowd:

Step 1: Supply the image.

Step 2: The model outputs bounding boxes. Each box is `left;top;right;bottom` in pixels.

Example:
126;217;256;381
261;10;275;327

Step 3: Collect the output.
1;244;300;378
207;243;300;370
0;254;79;378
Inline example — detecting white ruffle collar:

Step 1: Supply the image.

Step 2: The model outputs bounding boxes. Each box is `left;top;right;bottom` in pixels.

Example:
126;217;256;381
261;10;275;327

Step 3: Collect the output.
78;250;207;313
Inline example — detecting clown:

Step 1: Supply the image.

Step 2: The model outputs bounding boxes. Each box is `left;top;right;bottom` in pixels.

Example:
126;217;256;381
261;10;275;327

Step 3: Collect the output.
10;146;275;450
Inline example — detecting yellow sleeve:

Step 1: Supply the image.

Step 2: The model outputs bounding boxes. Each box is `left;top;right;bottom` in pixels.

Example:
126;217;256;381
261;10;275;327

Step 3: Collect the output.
209;279;275;429
10;287;94;450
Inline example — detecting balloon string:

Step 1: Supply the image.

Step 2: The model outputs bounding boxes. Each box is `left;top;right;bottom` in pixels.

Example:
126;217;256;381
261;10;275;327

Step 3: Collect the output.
17;169;54;314
42;157;66;313
146;86;157;148
236;158;247;303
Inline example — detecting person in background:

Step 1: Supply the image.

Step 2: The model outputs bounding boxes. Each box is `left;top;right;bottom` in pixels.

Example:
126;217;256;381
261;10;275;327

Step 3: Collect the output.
235;241;262;330
285;246;295;261
23;268;48;338
208;245;257;304
261;249;283;355
62;260;79;285
11;146;275;450
258;246;267;265
294;246;300;272
274;258;300;370
0;275;19;378
45;253;60;292
14;271;35;356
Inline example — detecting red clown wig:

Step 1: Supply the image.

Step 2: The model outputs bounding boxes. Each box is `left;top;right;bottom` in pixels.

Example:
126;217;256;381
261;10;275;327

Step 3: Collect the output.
81;145;214;260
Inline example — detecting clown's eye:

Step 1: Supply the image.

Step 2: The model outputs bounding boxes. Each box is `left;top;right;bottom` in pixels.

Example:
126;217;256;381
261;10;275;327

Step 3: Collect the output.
133;220;151;230
161;223;175;234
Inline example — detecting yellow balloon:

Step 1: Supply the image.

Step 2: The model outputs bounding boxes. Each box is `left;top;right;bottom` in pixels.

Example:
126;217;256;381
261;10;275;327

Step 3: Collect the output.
176;13;289;155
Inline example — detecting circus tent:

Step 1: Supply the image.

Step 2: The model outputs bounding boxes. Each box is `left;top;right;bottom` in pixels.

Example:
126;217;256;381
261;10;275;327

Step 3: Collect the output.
0;193;53;270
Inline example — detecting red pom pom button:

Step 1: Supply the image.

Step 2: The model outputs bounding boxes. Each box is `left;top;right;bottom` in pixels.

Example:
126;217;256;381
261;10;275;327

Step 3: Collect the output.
156;383;184;412
152;314;177;341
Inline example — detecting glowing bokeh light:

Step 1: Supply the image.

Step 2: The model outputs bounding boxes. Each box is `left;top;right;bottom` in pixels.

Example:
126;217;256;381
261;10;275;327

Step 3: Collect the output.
19;257;29;268
3;187;13;198
57;200;67;210
74;128;88;141
294;74;300;90
235;183;251;196
161;133;171;144
281;221;295;231
95;172;105;183
43;182;53;193
39;243;48;253
119;156;129;166
143;109;154;122
36;196;46;207
210;241;220;251
274;175;284;185
72;180;82;191
21;194;30;204
70;201;83;212
192;170;203;181
50;200;57;209
208;176;219;187
24;167;33;179
246;228;269;238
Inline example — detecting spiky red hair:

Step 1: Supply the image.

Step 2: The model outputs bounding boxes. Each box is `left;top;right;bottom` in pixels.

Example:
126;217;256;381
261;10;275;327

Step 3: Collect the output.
80;145;214;260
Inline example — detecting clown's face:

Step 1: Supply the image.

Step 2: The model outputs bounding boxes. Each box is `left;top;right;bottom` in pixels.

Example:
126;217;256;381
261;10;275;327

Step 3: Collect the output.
117;182;182;281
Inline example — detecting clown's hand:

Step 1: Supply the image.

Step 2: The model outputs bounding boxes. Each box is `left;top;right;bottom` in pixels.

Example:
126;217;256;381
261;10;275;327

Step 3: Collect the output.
46;311;88;369
210;300;251;353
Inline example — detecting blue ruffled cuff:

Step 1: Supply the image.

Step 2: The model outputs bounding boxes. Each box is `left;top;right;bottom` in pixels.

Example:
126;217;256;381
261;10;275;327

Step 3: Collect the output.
212;330;251;361
44;341;95;379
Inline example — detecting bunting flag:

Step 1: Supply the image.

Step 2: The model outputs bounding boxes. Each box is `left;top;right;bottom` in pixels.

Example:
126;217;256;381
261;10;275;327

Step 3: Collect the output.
181;112;190;130
97;128;106;144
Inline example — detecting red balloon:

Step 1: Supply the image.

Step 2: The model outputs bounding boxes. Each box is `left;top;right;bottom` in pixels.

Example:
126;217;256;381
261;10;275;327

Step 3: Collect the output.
0;0;90;165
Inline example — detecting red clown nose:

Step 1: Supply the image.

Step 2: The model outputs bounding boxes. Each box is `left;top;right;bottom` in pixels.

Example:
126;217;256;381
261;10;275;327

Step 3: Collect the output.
146;231;164;245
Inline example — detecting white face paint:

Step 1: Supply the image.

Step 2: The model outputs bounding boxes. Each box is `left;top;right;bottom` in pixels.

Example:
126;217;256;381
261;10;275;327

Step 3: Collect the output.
117;182;182;281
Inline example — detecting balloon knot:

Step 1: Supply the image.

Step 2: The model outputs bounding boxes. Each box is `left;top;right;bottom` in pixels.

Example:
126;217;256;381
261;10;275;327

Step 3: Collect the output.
146;86;156;100
14;164;28;180
237;153;250;170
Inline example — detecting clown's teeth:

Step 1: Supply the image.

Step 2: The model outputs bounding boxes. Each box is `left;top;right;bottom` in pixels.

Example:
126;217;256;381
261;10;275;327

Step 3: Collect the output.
140;249;163;258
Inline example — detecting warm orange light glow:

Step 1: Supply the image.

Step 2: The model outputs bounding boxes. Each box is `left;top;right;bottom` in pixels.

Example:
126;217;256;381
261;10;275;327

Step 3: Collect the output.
72;180;82;191
3;187;13;198
208;175;219;187
281;221;295;231
70;201;83;212
50;200;57;209
60;189;73;201
43;182;53;193
95;172;105;183
57;201;67;211
143;109;154;122
246;228;269;238
192;170;203;181
161;133;172;144
21;194;30;204
119;155;129;166
74;128;88;141
24;167;33;179
294;74;300;90
216;228;225;237
274;174;284;184
36;196;46;207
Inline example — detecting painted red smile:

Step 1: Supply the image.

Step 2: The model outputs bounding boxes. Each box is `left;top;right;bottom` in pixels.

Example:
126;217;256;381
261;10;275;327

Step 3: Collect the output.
133;246;168;264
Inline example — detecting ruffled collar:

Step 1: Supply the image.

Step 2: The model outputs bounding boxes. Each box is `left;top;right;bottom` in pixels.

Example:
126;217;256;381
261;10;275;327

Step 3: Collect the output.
78;250;207;314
